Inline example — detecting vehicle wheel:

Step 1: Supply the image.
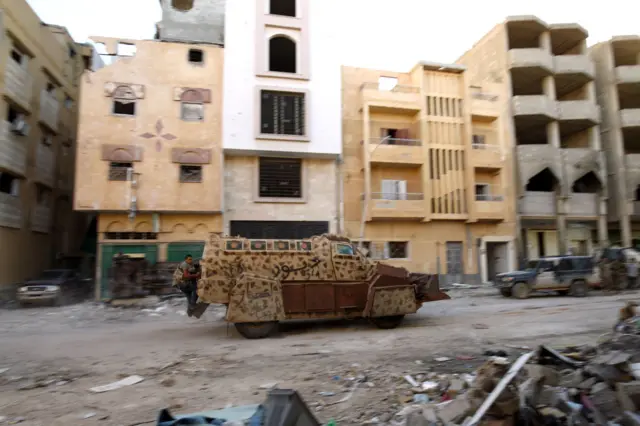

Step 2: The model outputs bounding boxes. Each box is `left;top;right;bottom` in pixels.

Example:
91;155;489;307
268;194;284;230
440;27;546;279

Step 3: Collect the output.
371;315;405;329
234;321;278;339
511;282;530;299
570;280;588;297
557;290;569;296
500;289;512;297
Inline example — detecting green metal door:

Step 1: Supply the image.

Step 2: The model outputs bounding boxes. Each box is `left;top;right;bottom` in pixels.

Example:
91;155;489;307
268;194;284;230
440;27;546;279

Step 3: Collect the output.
99;244;158;299
166;242;205;262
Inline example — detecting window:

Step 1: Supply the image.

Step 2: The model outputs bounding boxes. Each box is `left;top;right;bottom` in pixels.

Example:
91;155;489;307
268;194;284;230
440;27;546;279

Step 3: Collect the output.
181;103;204;121
336;243;354;255
0;173;20;196
112;86;136;116
46;82;56;94
171;0;194;11
258;157;302;198
36;185;51;206
260;90;305;136
475;184;490;200
179;165;202;183
472;134;486;147
6;105;19;123
269;0;296;17
10;48;25;66
64;96;73;109
268;36;296;73
388;242;408;259
188;49;203;64
108;162;132;181
381;180;407;200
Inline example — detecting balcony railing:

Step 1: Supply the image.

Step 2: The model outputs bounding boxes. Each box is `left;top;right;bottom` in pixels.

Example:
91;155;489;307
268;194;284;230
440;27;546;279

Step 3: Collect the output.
361;82;422;110
620;109;640;128
508;48;553;72
361;82;420;93
472;143;500;151
4;60;33;108
475;193;504;201
370;137;421;146
567;193;599;217
0;121;28;176
0;192;22;229
366;192;426;220
616;65;640;84
369;192;424;201
519;191;557;216
39;91;59;132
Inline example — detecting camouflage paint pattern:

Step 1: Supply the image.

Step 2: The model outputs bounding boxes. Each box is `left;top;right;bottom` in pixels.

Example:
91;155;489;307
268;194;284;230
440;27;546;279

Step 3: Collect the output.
369;287;419;317
226;273;286;323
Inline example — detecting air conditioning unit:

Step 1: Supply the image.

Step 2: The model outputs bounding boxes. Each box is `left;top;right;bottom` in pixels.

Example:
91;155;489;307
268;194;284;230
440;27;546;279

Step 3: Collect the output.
10;116;30;136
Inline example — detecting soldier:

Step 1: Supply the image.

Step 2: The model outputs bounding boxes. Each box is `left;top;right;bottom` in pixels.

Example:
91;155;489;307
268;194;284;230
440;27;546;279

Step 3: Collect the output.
600;257;613;293
173;254;201;316
612;253;627;293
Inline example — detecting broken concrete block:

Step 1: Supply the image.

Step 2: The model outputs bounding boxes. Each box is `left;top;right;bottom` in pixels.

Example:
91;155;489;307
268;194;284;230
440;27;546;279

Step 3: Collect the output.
437;397;472;424
617;381;640;412
526;365;561;386
559;369;583;388
578;377;597;390
591;382;622;418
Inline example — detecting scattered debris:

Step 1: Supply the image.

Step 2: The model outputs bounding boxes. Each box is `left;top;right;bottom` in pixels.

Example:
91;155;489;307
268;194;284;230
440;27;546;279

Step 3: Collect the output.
89;375;144;393
259;382;278;390
434;357;452;362
472;323;489;330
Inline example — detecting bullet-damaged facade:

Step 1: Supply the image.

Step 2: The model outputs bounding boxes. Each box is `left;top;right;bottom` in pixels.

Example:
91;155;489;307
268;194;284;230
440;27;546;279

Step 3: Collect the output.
0;0;94;293
591;36;640;248
342;62;517;285
74;34;224;298
221;0;342;239
458;16;607;261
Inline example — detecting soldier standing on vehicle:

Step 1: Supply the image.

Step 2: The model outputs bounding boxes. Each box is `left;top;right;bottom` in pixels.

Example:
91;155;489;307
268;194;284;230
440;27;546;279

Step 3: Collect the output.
601;257;613;293
612;254;626;293
628;258;638;290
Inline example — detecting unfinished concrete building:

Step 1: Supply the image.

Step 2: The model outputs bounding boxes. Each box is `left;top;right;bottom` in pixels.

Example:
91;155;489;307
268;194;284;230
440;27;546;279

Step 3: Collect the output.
591;36;640;247
155;0;225;45
458;16;606;260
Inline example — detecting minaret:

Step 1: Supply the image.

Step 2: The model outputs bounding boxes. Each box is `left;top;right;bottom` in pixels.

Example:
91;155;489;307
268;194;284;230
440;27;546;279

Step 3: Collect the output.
156;0;225;45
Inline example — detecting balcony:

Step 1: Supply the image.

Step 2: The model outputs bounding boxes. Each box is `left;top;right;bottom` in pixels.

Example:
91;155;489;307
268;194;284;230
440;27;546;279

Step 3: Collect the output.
620;109;640;128
31;205;51;234
470;92;499;121
4;60;33;109
557;100;600;124
516;145;561;189
553;56;594;79
519;191;556;217
0;192;22;229
0;121;27;176
563;148;604;186
361;83;421;112
512;95;558;120
567;193;599;217
508;48;553;74
34;144;55;187
39;91;59;132
616;65;640;85
367;193;425;220
475;193;506;222
471;143;502;169
368;138;422;166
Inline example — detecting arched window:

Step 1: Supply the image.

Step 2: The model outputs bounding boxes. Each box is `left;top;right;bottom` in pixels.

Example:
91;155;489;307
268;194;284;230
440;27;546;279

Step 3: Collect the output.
269;36;296;74
269;0;296;17
180;89;204;122
171;0;194;11
112;85;136;116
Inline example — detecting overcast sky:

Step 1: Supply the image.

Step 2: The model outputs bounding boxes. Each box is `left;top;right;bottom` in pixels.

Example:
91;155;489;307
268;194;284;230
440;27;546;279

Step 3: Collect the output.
26;0;636;71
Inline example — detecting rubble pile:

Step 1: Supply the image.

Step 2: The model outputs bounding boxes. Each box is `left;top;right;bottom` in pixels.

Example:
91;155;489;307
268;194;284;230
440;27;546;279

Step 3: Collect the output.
390;334;640;426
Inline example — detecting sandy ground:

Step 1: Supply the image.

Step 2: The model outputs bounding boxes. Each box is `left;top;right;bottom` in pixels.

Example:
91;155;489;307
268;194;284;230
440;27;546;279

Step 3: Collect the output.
0;287;638;426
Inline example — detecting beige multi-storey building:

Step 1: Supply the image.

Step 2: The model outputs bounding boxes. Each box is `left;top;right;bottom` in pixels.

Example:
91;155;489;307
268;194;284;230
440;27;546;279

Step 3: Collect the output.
591;36;640;248
74;7;225;297
0;0;94;293
458;16;607;260
342;62;517;285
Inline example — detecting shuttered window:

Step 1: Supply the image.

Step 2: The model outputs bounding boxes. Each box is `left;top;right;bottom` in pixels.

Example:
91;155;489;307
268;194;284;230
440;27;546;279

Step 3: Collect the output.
260;90;305;136
259;157;302;198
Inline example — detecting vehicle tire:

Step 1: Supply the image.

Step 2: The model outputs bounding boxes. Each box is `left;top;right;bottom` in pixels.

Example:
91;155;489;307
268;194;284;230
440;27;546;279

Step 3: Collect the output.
557;290;569;296
511;282;530;299
500;289;512;297
570;280;588;297
234;321;278;339
371;315;405;329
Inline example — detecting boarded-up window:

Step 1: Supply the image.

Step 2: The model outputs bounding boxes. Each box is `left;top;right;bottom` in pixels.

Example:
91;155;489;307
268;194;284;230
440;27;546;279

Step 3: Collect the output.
260;90;305;136
109;162;132;181
179;165;202;183
181;103;204;121
259;157;302;198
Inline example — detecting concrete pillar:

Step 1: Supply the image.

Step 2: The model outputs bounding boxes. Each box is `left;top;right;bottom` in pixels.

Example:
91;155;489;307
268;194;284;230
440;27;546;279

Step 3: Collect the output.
539;32;551;51
547;121;560;148
598;195;609;248
543;76;556;100
589;125;601;150
586;82;597;102
621;201;632;246
556;195;568;254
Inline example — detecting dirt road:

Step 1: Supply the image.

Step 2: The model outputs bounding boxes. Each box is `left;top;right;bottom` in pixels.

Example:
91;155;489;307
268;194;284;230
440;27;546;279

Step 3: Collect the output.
0;288;636;425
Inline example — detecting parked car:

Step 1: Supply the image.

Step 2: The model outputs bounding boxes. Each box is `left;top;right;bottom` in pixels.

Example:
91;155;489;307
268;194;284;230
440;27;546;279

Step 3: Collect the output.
16;269;91;307
495;256;596;299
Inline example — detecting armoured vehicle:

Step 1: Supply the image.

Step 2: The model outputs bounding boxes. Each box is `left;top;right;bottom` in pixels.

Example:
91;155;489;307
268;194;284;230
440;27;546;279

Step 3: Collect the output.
194;233;449;338
495;256;595;299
